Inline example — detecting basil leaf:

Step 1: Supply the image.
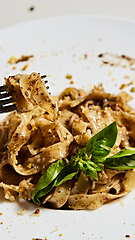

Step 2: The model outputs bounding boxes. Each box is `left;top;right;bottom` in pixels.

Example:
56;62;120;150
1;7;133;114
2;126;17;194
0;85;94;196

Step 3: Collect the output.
33;181;55;205
82;163;98;180
32;159;67;205
91;156;105;163
54;165;78;186
104;148;135;170
86;121;118;159
83;161;104;180
107;148;135;158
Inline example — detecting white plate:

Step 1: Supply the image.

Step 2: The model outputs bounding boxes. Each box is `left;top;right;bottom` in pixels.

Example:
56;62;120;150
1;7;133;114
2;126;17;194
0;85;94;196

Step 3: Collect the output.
0;15;135;240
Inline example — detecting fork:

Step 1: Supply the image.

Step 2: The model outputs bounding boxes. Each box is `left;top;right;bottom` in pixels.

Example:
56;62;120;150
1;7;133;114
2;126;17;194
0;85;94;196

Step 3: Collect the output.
0;75;48;113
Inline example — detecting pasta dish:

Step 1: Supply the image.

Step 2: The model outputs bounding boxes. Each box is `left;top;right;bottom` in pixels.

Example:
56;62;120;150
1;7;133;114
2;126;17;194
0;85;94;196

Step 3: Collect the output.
0;72;135;210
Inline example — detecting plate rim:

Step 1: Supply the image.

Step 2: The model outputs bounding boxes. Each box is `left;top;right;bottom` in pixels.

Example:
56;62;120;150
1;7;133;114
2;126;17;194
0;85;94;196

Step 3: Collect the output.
1;14;135;32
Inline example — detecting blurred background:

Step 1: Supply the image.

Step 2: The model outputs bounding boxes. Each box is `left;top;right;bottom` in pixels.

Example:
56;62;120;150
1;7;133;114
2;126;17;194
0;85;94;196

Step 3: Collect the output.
0;0;135;29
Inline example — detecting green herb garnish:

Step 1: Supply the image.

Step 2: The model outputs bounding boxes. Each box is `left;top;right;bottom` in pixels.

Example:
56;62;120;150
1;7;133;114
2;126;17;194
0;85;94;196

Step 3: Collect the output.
104;148;135;170
32;159;77;205
32;121;135;205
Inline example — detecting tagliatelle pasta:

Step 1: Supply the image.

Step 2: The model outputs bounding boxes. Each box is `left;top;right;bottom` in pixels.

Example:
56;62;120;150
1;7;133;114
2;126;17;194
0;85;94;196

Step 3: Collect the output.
0;72;135;210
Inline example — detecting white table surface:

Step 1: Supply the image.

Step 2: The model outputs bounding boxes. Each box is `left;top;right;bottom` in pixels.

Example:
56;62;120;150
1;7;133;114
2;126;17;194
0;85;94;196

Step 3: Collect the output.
0;0;135;29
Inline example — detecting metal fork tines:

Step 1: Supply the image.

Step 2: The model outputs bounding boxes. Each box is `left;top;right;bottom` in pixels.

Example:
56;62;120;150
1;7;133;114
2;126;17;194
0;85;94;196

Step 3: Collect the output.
0;75;49;113
0;85;17;113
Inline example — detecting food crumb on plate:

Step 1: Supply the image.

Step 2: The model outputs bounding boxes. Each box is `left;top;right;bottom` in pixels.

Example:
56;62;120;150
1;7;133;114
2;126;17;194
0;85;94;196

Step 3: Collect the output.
130;87;135;92
125;235;131;238
12;66;16;70
34;209;40;214
8;55;33;64
22;63;29;70
29;6;35;11
51;228;58;233
30;209;41;217
119;198;124;207
17;209;26;215
124;75;130;79
70;80;74;84
32;238;47;240
66;74;72;79
120;84;127;89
